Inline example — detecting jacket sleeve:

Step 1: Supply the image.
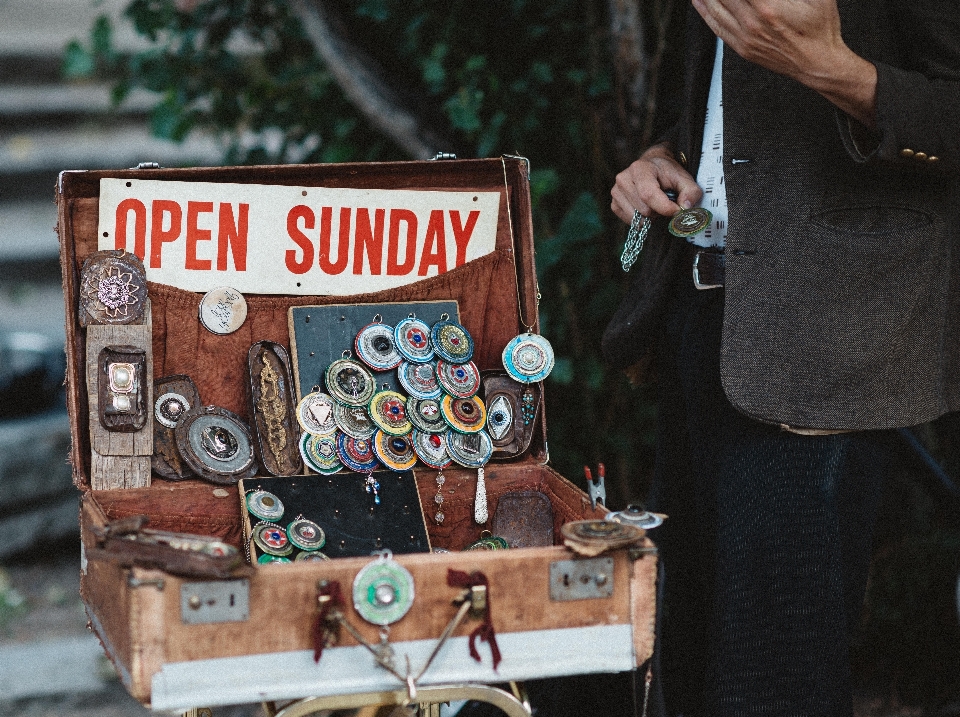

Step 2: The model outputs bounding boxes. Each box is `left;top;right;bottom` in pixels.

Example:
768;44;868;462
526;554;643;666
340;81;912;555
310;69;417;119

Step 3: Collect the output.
838;0;960;173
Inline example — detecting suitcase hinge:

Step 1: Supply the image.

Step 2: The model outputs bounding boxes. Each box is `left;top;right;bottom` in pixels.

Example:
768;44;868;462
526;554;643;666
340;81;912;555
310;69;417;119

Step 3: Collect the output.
501;154;531;180
131;161;163;170
431;152;457;160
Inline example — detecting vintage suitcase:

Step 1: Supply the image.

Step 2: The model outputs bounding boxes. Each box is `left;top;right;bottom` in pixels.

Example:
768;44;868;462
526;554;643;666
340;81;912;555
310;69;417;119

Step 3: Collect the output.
56;158;657;713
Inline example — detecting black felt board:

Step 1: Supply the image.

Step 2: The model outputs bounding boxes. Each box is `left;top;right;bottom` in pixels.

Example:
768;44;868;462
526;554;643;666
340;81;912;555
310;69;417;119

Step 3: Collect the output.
288;301;459;400
240;469;431;561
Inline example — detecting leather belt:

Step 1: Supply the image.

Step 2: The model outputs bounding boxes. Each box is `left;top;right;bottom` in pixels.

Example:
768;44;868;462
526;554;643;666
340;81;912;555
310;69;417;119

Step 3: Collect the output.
684;244;725;289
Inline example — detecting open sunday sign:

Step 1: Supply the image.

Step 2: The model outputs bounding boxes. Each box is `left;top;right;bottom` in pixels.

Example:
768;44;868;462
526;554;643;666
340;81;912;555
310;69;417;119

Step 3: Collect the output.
97;178;500;294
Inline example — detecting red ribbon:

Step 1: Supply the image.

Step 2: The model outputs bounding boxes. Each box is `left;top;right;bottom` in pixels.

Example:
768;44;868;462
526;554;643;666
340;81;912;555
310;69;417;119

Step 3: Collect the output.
312;580;344;663
447;568;501;670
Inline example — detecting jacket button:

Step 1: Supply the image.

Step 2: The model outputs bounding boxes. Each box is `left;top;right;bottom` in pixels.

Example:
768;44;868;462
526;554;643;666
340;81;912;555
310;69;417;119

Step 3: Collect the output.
900;148;915;157
915;152;928;161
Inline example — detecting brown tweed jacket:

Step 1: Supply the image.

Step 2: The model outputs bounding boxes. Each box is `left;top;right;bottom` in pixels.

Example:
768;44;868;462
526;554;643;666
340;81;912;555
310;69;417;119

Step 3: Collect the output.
603;0;960;431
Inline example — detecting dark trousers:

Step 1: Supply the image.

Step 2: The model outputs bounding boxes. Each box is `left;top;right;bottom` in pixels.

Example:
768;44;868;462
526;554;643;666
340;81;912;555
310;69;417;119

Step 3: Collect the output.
650;271;891;717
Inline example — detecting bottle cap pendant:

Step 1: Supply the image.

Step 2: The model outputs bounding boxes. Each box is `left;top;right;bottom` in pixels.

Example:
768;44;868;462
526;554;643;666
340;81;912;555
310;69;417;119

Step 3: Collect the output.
397;360;442;400
300;432;343;475
246;489;285;522
373;430;417;471
352;553;415;626
412;429;451;469
334;402;377;440
355;322;403;371
287;517;326;551
199;286;247;335
394;317;435;363
296;391;338;436
446;428;493;468
326;358;376;407
502;333;555;384
252;521;294;557
441;394;487;434
336;433;380;473
369;390;413;436
667;207;713;238
430;318;474;364
435;360;481;398
407;397;448;434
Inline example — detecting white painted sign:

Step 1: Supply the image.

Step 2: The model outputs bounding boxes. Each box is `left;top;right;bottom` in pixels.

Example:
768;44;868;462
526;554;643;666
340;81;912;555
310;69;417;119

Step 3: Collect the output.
97;179;500;294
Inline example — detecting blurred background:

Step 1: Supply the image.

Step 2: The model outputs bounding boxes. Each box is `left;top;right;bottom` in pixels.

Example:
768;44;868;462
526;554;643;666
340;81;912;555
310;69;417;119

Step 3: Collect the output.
0;1;958;715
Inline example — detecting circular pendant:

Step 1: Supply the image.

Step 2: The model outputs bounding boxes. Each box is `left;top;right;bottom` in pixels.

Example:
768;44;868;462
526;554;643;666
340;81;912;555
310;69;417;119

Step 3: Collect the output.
373;430;417;471
667;207;713;238
296;391;338;436
560;520;646;552
441;394;487;434
199;286;248;335
336;433;380;473
411;429;451;469
252;521;294;557
430;319;474;364
155;392;191;429
397;360;442;400
406;397;447;434
300;432;343;475
465;535;510;551
79;250;147;325
333;402;377;440
176;406;256;484
355;322;403;371
295;551;330;562
352;556;415;626
606;505;664;530
394;317;435;363
287;517;326;551
502;333;555;383
368;390;412;436
246;489;285;522
435;360;481;398
258;554;291;565
445;429;493;468
326;359;376;407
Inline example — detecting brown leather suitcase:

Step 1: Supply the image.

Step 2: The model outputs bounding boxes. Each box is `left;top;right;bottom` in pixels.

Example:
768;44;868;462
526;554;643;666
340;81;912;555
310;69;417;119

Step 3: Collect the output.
57;158;656;713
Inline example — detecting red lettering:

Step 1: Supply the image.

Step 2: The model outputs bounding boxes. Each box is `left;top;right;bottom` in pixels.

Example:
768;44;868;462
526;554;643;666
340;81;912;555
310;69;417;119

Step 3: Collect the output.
217;203;248;271
353;208;385;275
114;198;147;259
285;205;314;275
319;206;350;275
150;200;182;269
185;201;213;271
450;210;480;267
418;210;448;276
387;209;418;275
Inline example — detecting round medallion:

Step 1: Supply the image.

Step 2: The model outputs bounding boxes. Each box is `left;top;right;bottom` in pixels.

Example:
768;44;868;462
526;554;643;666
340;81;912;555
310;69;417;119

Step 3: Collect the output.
287;518;326;551
296;391;338;436
411;429;451;469
258;554;292;565
667;207;713;238
355;322;403;371
560;520;646;552
300;432;343;475
441;394;487;434
368;390;412;436
252;522;294;557
397;360;442;400
606;505;664;530
435;360;481;398
430;319;474;364
79;250;147;325
502;333;555;384
445;429;493;468
406;397;447;434
325;359;376;407
246;489;284;522
199;286;248;335
336;433;380;473
352;556;415;626
373;430;417;471
155;392;190;429
295;551;330;562
394;317;435;363
176;406;256;484
333;402;377;440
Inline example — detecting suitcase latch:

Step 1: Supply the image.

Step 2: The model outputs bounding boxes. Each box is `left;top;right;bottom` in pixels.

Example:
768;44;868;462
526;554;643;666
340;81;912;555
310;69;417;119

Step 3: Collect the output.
549;557;614;601
180;579;250;624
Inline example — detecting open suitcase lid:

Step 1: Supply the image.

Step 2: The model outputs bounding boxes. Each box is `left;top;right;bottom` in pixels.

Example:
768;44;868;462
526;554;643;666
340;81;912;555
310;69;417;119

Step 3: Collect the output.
57;157;547;490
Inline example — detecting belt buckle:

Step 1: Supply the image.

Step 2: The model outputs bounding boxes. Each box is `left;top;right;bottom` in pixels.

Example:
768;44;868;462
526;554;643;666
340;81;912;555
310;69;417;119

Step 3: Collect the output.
692;251;723;290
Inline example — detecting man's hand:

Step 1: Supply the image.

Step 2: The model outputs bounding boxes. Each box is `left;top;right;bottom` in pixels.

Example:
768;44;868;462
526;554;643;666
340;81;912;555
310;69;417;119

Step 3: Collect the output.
611;143;704;225
691;0;877;126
